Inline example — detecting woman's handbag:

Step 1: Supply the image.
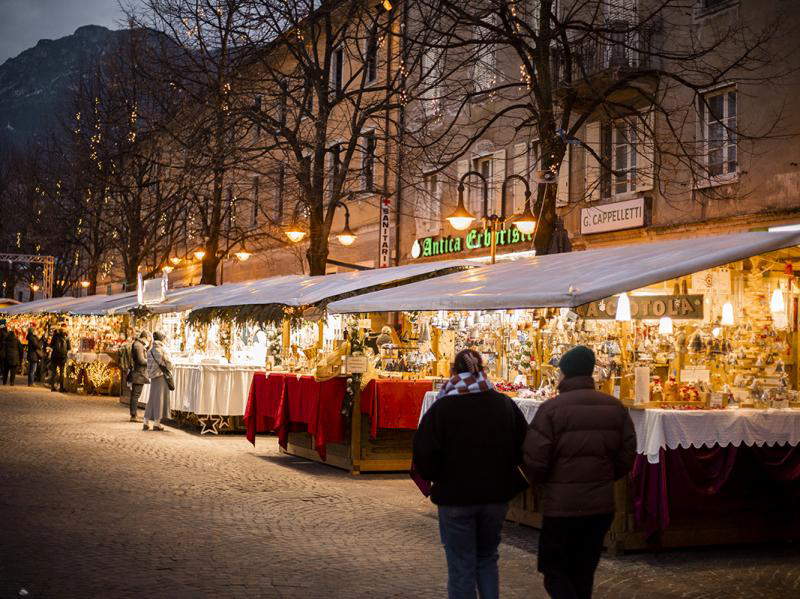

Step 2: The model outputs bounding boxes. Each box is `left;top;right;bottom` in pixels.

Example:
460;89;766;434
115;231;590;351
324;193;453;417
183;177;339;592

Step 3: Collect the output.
151;349;175;391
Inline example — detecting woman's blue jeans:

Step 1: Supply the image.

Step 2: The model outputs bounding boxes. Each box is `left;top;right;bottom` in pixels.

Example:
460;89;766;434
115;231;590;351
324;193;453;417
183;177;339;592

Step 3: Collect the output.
438;502;509;599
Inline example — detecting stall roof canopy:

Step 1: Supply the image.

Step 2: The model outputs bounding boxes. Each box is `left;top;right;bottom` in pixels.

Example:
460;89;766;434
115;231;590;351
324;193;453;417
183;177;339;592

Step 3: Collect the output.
189;260;474;310
328;231;800;313
2;285;216;316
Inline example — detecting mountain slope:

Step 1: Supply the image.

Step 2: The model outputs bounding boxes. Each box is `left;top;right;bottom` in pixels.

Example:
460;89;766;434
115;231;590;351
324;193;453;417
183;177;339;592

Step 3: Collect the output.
0;25;121;147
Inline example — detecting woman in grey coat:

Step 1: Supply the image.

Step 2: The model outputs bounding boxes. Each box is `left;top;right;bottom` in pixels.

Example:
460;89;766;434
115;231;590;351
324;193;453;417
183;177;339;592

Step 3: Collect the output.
144;331;173;431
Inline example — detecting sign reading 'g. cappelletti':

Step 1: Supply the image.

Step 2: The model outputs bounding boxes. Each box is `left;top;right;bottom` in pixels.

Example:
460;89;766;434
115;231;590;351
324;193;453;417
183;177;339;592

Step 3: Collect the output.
576;294;704;320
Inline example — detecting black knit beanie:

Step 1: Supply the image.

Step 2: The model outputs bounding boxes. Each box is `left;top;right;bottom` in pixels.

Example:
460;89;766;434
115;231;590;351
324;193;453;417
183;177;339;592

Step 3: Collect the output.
558;345;596;378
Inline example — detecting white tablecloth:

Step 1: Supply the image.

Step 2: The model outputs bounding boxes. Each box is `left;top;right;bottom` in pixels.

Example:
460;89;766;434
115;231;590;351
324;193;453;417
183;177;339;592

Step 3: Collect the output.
138;364;262;417
70;352;113;364
419;391;544;425
630;408;800;465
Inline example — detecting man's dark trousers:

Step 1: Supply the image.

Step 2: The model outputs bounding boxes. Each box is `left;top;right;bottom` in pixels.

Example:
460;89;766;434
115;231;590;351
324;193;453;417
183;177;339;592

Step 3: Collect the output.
538;513;614;599
130;382;144;417
50;360;67;391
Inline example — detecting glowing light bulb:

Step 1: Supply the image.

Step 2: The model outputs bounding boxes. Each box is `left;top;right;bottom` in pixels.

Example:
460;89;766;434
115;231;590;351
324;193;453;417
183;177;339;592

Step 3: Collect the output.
721;302;734;326
770;287;785;313
658;316;673;335
615;293;631;322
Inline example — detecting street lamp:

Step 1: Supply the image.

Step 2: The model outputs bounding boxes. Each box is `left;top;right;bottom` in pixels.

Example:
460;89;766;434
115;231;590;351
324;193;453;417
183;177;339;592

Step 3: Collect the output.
162;265;174;274
234;247;252;261
447;171;539;264
193;248;206;261
31;283;40;292
334;202;357;246
170;256;182;266
80;280;90;289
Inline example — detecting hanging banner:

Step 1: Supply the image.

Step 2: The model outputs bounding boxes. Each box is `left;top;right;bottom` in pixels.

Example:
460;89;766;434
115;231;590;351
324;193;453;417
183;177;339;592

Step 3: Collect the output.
379;196;392;267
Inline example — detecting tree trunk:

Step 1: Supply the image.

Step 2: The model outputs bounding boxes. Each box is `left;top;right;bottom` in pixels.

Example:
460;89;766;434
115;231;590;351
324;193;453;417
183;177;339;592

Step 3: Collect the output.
306;198;330;275
201;254;220;285
534;139;566;255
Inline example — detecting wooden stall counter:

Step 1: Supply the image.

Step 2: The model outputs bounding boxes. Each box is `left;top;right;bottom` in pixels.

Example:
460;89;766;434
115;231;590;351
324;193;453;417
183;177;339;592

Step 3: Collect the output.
245;373;432;474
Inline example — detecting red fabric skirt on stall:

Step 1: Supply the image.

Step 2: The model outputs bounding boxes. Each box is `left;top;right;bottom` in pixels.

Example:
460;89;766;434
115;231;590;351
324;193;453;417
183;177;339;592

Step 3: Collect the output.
361;379;433;438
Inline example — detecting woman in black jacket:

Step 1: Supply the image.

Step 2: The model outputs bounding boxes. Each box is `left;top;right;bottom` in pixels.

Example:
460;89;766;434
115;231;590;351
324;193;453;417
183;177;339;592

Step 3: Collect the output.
2;329;25;386
413;349;528;599
26;327;42;386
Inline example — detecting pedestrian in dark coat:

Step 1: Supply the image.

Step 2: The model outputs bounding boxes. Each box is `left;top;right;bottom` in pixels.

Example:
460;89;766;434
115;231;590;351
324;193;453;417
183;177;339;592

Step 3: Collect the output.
523;345;637;599
49;323;71;392
0;319;7;378
128;331;150;422
26;327;42;386
2;329;24;385
414;349;528;599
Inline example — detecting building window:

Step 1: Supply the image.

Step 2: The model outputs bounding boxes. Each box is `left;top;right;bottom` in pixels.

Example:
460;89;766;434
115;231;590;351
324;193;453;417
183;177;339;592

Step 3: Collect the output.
365;25;378;83
700;88;737;178
328;143;342;197
423;171;441;222
332;47;344;94
251;176;260;227
470;156;493;214
473;17;496;93
362;131;376;191
420;46;442;114
612;121;638;195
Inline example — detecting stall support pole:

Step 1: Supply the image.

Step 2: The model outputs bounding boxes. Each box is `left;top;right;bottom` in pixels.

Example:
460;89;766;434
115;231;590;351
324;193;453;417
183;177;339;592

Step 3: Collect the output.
350;385;363;475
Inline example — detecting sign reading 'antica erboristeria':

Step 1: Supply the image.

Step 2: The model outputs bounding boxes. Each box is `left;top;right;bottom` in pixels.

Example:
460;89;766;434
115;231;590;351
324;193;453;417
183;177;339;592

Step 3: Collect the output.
410;227;533;259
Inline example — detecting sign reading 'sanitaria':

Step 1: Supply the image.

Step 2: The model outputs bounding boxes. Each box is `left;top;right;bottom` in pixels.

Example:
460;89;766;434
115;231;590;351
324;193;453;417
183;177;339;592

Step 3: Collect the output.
576;294;704;320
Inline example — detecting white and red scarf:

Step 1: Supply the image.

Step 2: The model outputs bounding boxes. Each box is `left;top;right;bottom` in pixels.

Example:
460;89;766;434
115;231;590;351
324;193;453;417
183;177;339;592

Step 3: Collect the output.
436;371;494;399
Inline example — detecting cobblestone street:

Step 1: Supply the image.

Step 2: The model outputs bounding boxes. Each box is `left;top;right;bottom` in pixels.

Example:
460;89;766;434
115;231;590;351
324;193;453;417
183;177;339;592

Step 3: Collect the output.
0;386;798;598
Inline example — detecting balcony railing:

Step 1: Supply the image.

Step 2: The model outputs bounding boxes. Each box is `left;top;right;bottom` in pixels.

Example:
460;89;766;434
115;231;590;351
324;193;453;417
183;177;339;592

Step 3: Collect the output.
552;23;658;85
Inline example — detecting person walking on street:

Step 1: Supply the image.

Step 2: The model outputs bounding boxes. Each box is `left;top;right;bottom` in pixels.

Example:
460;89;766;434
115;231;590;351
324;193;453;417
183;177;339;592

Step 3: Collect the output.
49;323;71;392
26;327;42;386
2;329;24;385
144;331;172;431
0;319;8;383
129;331;150;423
414;349;528;599
523;345;636;599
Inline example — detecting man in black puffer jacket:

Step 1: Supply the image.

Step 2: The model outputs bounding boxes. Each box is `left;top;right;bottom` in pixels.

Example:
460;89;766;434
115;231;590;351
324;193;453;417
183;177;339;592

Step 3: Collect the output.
524;345;636;599
414;349;528;599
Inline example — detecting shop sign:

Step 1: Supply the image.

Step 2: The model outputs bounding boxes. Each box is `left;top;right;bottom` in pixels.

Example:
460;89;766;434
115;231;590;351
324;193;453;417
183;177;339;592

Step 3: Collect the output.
575;294;704;320
379;197;392;268
137;272;167;305
410;227;533;260
580;197;645;235
344;355;368;374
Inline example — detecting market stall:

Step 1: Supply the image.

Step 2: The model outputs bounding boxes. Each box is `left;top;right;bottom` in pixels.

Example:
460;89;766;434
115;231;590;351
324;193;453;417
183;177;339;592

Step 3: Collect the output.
328;231;800;549
187;260;474;466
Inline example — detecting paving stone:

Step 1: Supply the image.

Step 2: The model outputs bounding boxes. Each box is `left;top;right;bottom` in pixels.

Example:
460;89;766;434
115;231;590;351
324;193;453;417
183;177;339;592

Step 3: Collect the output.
0;385;799;598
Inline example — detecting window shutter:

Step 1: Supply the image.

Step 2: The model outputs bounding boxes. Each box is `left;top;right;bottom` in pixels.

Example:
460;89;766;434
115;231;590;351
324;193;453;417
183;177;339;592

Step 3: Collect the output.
512;142;529;214
636;110;655;191
556;146;570;207
456;158;469;208
492;148;507;215
584;122;601;202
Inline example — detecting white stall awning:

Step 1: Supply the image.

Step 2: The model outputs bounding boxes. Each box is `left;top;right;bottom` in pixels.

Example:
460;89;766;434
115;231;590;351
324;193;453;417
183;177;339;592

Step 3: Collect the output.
328;231;800;313
2;294;111;315
190;260;474;310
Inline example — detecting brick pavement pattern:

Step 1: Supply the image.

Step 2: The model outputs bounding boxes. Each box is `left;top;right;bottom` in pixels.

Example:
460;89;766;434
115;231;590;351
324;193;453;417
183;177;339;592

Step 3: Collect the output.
1;386;799;598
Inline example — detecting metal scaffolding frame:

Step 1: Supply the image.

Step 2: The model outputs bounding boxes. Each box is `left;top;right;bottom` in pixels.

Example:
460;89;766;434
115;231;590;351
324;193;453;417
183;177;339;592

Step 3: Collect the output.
0;254;56;299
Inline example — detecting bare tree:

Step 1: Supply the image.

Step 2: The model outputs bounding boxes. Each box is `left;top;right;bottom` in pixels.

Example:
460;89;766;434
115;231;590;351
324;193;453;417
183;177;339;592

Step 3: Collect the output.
402;0;799;253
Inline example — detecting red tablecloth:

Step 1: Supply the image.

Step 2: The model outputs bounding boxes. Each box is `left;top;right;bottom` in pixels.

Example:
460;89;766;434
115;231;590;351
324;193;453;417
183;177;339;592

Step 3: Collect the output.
245;372;286;444
245;372;347;461
361;379;433;438
631;444;800;539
